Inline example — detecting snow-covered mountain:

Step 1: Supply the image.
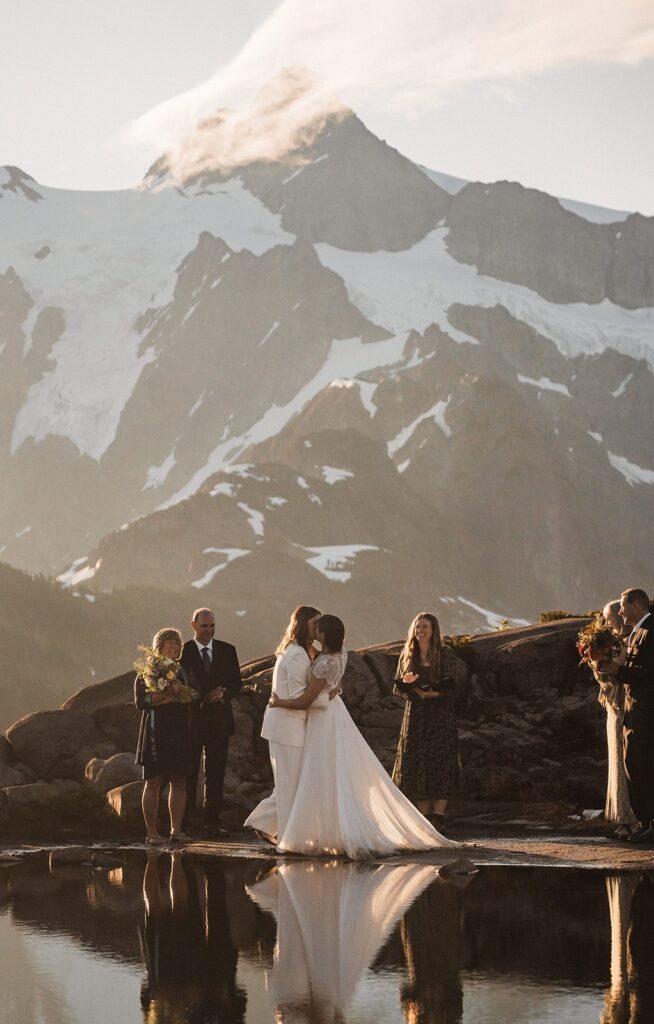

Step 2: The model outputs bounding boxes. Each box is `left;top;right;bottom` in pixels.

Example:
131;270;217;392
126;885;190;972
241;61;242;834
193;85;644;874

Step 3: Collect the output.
1;83;653;651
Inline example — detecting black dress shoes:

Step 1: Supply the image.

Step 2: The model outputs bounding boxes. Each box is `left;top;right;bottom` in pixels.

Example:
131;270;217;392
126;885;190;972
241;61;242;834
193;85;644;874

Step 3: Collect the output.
203;823;230;839
625;824;654;843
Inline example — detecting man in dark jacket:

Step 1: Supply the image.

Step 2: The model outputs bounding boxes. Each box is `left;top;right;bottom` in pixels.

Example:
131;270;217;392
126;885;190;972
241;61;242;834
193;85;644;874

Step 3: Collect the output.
606;588;654;842
181;607;242;837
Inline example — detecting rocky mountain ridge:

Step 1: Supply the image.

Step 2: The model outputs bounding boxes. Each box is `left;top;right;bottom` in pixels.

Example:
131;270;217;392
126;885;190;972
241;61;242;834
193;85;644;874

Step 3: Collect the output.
0;84;652;671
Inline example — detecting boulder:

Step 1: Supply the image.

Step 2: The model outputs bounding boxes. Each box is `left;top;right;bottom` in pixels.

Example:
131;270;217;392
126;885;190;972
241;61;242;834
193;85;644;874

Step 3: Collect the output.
0;764;28;788
7;710;108;780
3;781;60;809
106;781;144;820
13;761;38;782
92;704;140;752
50;779;84;795
341;651;378;707
362;646;398;695
0;736;16;767
47;740;120;783
85;753;141;793
61;671;134;714
49;846;92;866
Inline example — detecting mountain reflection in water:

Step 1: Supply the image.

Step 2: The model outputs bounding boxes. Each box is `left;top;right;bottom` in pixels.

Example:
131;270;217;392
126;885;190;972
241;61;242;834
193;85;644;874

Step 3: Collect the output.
1;851;654;1024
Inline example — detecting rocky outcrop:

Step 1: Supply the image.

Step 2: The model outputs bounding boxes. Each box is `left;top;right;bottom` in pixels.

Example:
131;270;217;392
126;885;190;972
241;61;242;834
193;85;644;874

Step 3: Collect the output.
446;182;613;304
0;617;610;836
85;753;142;794
6;710;115;781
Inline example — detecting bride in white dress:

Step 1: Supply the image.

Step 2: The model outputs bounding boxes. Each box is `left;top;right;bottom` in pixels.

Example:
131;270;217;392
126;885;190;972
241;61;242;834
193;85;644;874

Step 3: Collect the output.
269;614;460;860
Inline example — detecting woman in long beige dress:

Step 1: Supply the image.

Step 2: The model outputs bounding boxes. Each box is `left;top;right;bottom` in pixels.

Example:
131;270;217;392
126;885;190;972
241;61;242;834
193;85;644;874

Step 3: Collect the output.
593;602;638;838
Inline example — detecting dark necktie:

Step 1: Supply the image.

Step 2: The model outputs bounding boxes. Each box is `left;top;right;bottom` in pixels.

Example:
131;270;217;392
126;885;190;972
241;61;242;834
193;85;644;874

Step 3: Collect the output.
201;646;212;675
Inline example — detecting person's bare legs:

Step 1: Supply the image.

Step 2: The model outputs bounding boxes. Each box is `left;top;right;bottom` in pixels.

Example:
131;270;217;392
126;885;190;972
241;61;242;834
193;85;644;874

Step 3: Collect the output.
168;775;187;836
432;798;447;815
169;850;189;911
142;778;163;839
143;850;163;912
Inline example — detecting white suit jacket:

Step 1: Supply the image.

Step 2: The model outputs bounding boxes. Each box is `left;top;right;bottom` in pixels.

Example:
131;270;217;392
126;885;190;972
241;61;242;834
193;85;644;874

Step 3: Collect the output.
261;644;310;748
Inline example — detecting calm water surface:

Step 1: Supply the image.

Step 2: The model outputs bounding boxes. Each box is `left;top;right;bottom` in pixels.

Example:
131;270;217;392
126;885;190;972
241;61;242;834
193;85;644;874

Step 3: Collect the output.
1;850;652;1024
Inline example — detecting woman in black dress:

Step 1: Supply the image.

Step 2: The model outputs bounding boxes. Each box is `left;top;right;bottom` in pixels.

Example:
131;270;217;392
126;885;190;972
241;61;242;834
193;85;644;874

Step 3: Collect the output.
135;627;199;844
392;612;458;831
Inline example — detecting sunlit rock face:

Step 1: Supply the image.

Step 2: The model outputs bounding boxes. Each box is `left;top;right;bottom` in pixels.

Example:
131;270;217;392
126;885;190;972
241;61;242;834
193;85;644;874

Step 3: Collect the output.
0;80;652;675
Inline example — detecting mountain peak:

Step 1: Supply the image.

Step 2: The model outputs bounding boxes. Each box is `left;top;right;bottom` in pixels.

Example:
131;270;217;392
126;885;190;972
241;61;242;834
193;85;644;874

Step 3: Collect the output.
143;68;350;189
0;166;43;202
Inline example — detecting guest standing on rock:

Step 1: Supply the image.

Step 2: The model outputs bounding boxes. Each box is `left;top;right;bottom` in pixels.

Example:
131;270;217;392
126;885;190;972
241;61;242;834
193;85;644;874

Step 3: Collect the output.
392;613;459;832
591;601;638;839
181;608;242;838
603;588;654;844
134;627;200;845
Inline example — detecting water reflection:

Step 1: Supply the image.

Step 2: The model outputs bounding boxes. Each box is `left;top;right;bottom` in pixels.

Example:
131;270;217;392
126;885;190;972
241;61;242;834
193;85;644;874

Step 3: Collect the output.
247;861;467;1023
139;850;246;1024
602;873;654;1024
2;850;654;1024
400;875;463;1024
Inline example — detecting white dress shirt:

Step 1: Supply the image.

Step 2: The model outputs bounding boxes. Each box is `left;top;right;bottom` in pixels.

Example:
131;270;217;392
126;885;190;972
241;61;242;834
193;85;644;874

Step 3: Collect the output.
195;638;212;662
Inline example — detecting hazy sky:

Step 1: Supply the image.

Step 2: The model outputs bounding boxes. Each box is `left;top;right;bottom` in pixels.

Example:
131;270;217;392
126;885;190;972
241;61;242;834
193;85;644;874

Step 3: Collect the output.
2;0;653;214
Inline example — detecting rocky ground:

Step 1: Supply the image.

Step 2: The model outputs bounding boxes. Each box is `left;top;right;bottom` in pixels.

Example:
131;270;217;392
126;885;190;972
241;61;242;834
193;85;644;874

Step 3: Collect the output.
0;617;620;843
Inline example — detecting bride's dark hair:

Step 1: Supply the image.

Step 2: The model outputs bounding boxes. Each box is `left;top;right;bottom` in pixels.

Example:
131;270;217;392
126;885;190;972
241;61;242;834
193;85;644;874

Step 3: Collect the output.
397;612;442;676
317;614;345;653
276;605;321;655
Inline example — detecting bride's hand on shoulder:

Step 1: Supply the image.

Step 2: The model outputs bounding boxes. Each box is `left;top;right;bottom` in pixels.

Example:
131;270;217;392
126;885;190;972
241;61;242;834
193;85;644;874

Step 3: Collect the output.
402;672;419;684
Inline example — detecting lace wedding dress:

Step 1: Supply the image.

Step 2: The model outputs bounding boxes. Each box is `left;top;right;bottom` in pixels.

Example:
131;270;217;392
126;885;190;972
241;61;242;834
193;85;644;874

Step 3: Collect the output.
277;652;460;859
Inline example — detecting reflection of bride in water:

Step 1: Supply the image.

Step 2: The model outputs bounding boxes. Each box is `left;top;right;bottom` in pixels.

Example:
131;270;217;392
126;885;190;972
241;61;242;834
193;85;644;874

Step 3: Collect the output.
247;859;471;1023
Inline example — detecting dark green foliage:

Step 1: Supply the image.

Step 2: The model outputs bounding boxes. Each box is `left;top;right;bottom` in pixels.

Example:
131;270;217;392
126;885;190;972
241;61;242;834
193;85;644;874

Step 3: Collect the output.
538;610;578;623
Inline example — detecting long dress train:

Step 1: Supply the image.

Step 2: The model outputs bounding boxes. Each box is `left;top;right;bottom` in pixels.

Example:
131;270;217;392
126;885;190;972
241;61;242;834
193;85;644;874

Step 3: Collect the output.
277;652;460;859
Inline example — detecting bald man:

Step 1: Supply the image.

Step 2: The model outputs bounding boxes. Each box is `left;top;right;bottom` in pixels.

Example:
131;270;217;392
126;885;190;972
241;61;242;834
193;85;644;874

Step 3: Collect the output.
181;608;242;837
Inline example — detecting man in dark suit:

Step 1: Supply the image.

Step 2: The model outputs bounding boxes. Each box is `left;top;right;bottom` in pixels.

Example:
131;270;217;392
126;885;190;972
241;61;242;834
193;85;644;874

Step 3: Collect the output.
181;607;242;837
606;588;654;843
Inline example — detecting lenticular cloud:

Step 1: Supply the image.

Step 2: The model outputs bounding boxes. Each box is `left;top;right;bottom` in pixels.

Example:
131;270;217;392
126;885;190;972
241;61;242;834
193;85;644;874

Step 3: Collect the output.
124;0;654;171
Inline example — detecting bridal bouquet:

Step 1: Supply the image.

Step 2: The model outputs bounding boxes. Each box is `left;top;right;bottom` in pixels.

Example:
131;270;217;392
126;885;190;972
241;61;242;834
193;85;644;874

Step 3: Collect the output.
577;618;622;668
133;646;197;702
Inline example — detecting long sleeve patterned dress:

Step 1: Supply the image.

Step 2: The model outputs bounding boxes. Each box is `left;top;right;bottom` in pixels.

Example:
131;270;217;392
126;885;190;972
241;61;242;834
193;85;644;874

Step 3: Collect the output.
392;663;459;802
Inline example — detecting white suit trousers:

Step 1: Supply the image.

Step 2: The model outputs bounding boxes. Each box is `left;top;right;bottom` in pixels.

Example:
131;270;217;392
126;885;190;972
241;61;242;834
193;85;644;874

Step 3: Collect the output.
244;741;303;843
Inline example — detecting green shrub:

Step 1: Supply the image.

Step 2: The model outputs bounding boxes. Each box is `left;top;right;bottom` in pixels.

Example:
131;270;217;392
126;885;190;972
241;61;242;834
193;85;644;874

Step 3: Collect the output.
538;610;578;623
445;634;473;648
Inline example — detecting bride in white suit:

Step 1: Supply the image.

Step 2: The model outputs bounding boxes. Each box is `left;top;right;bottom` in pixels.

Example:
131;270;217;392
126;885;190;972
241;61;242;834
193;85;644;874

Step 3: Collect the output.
244;606;323;842
268;614;459;859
